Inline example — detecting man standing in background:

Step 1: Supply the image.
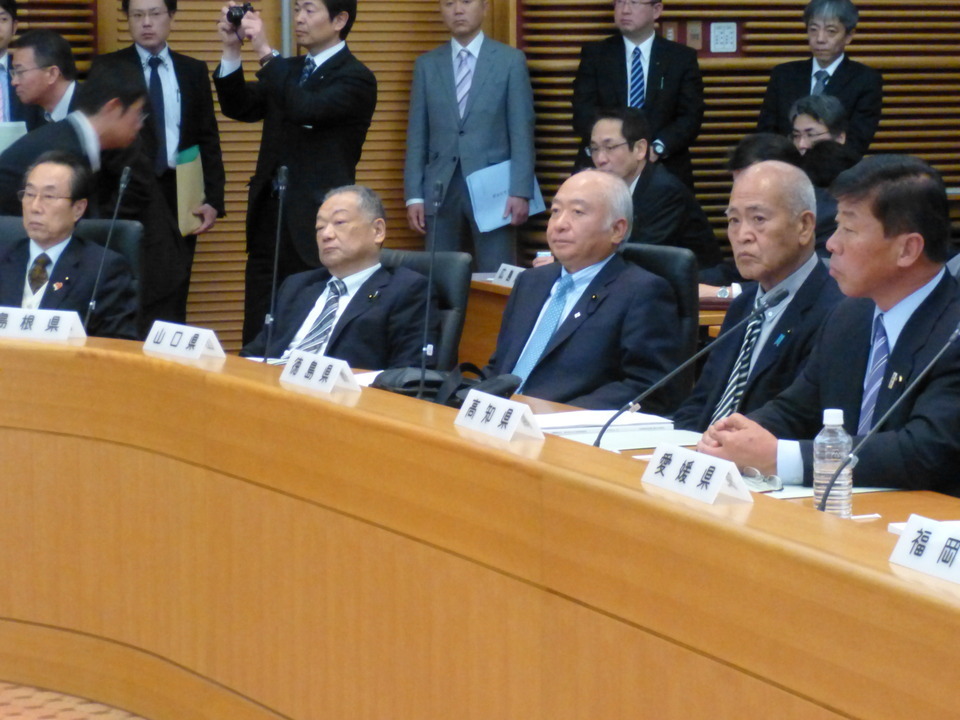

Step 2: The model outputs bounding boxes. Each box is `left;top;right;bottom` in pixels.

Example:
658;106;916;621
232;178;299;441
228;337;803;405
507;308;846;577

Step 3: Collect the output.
0;0;41;127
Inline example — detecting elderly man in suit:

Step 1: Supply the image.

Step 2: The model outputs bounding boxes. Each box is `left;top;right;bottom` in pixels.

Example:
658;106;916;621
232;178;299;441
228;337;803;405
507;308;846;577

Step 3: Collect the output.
404;0;535;271
215;0;377;344
572;0;703;190
757;0;881;159
0;151;137;338
242;185;436;369
700;155;960;495
673;161;843;432
486;169;680;412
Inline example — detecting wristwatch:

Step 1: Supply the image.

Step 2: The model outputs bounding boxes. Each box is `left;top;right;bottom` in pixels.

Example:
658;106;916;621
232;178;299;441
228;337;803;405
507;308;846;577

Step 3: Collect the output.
652;139;666;157
259;50;281;67
717;286;731;299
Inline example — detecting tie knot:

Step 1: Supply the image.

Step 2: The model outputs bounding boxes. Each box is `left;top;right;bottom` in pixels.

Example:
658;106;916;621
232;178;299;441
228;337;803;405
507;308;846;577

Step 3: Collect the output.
458;48;470;64
148;55;163;69
328;278;346;297
34;253;51;269
555;274;574;295
815;69;828;80
632;46;641;59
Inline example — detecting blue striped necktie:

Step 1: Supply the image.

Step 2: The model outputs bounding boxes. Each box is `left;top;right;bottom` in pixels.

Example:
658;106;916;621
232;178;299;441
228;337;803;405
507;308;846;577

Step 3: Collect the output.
512;275;575;390
858;314;889;435
628;46;645;108
299;57;316;86
294;279;347;356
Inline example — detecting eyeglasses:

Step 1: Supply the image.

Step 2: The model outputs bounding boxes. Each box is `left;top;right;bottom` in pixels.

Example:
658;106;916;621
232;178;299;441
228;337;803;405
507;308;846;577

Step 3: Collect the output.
9;65;51;80
586;141;629;158
18;189;73;204
614;0;660;8
128;9;169;22
790;129;832;142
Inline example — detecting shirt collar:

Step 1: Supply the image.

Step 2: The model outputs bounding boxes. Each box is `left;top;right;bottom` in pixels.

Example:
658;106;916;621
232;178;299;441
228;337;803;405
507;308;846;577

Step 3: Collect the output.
334;262;381;297
135;43;171;65
29;236;72;268
67;111;101;171
755;252;819;321
0;53;7;72
452;31;484;60
307;40;346;69
812;53;845;77
49;81;76;123
623;33;655;60
559;253;614;292
874;268;946;352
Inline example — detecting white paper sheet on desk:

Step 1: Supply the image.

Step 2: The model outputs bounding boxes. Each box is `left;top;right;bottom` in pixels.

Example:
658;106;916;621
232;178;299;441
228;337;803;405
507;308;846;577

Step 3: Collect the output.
465;161;546;233
536;410;672;434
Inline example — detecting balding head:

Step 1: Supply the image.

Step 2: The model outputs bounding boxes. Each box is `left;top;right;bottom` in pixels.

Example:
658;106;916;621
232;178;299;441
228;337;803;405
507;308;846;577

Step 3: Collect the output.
726;160;818;290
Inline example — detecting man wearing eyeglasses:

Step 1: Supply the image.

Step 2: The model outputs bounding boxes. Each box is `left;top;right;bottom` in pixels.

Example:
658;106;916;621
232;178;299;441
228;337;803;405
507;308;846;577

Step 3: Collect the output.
8;29;77;128
0;0;42;127
572;0;704;191
0;152;137;339
789;93;847;155
92;0;226;323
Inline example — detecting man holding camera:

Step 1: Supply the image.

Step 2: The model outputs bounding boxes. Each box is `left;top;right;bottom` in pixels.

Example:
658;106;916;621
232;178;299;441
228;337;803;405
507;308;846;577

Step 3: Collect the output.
214;0;377;344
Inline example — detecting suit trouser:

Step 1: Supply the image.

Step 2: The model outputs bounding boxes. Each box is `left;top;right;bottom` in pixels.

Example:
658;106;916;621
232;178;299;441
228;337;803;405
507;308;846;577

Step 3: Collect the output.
427;165;516;272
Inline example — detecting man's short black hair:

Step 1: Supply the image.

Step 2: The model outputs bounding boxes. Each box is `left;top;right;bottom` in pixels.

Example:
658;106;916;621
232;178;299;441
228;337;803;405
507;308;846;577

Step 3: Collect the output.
121;0;177;13
24;150;92;202
789;94;848;138
592;106;652;150
0;0;17;22
803;0;858;33
322;0;357;39
801;139;858;187
74;61;147;114
831;154;950;263
727;133;802;172
10;29;78;81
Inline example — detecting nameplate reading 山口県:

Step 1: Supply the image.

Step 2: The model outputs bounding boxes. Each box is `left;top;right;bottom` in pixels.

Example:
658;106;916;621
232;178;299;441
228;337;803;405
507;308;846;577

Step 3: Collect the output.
890;514;960;585
490;263;526;288
143;320;225;360
0;306;86;342
641;444;753;504
454;388;544;441
280;350;360;394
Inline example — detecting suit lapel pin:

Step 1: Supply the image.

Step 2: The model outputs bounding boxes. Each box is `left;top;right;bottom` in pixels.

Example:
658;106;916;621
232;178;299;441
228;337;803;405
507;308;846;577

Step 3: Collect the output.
368;290;380;300
774;333;786;346
53;282;64;291
573;311;581;319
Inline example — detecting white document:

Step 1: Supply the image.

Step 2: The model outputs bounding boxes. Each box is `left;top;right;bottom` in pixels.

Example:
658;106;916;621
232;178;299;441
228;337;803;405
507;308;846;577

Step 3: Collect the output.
465;160;546;233
536;410;673;435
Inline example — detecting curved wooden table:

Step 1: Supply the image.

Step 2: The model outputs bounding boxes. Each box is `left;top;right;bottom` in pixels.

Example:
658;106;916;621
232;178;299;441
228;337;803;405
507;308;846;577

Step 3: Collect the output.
0;338;958;720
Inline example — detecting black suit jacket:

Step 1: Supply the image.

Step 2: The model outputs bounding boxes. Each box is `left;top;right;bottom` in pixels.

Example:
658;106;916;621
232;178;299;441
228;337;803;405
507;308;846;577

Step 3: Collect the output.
572;34;704;188
241;265;435;370
629;161;720;268
92;45;226;216
756;57;883;158
214;47;377;265
749;272;960;495
0;235;137;339
673;261;843;431
487;254;681;412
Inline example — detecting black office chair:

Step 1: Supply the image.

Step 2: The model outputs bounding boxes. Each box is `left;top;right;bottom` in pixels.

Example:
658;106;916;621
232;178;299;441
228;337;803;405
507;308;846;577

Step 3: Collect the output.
380;248;472;371
620;243;698;411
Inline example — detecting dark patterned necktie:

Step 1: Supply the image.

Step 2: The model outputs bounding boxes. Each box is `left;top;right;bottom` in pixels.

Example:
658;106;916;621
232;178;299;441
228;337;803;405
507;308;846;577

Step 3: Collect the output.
299;57;316;86
710;295;765;425
294;279;347;355
148;55;168;176
28;253;51;294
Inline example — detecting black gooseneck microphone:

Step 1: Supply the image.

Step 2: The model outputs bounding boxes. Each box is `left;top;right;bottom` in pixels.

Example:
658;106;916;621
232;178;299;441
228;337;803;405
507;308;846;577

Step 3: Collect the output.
417;180;445;398
263;165;289;362
817;319;960;512
84;165;132;333
592;287;790;448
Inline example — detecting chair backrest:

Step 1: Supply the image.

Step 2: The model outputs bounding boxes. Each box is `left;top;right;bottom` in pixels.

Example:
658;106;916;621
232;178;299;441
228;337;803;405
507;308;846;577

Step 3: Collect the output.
619;243;699;411
380;248;472;371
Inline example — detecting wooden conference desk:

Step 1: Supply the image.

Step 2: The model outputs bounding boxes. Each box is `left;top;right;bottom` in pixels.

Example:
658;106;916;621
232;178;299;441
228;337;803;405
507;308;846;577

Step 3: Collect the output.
1;338;959;720
460;279;728;366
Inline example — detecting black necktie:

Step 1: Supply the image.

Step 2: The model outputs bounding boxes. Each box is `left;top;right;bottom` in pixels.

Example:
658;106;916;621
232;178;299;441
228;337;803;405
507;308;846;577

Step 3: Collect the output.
148;55;167;176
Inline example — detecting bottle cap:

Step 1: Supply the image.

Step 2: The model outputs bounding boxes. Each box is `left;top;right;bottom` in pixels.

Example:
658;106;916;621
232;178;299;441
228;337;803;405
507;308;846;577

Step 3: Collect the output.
823;408;844;426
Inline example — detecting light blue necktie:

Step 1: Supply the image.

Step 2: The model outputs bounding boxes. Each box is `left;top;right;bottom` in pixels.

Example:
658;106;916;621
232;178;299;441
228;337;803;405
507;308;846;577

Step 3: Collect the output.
628;46;645;108
858;314;889;435
512;275;575;389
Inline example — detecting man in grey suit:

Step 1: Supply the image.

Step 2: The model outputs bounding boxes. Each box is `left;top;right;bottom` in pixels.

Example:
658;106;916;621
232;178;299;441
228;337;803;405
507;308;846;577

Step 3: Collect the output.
404;0;535;271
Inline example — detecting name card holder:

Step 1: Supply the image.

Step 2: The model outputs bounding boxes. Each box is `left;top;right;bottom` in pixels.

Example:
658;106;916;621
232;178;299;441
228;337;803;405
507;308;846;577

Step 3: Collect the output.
143;320;225;360
641;444;753;504
0;306;85;342
454;389;543;441
889;514;960;585
491;264;525;288
280;350;360;394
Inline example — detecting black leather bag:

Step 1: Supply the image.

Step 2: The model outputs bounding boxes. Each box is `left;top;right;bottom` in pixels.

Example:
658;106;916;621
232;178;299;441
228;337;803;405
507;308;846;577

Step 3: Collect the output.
372;363;521;409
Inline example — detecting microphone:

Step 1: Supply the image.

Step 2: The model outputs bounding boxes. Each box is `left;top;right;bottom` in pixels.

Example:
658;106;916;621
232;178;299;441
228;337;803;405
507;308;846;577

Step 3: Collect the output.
592;287;790;448
417;180;445;398
84;166;132;333
817;319;960;511
263;165;289;362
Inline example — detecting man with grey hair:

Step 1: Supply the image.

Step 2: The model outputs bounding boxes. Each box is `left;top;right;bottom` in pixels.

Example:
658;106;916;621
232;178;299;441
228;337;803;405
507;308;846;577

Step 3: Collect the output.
241;185;436;369
486;169;681;412
757;0;881;158
674;160;843;431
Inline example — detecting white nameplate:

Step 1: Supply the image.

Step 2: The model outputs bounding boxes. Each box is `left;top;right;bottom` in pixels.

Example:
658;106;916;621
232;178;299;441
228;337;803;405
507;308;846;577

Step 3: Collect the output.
641;444;753;504
491;263;525;288
454;388;543;441
0;306;86;342
143;320;225;359
279;350;360;394
889;514;960;585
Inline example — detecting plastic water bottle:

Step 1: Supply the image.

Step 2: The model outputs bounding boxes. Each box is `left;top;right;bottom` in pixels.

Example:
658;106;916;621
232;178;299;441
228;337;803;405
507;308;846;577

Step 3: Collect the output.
813;408;853;518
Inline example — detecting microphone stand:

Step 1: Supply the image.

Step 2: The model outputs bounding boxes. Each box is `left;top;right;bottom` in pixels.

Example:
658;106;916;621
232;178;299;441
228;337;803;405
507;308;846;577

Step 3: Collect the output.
263;165;288;363
592;287;790;448
417;180;444;398
85;166;131;333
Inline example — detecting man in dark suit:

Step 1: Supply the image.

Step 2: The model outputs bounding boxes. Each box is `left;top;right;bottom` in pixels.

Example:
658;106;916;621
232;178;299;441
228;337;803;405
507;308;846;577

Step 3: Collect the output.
0;151;137;339
92;0;226;322
700;155;960;495
404;0;535;271
486;170;680;412
589;106;719;271
8;28;76;128
756;0;881;159
572;0;703;190
674;161;843;432
0;0;40;126
242;185;435;369
214;0;377;344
